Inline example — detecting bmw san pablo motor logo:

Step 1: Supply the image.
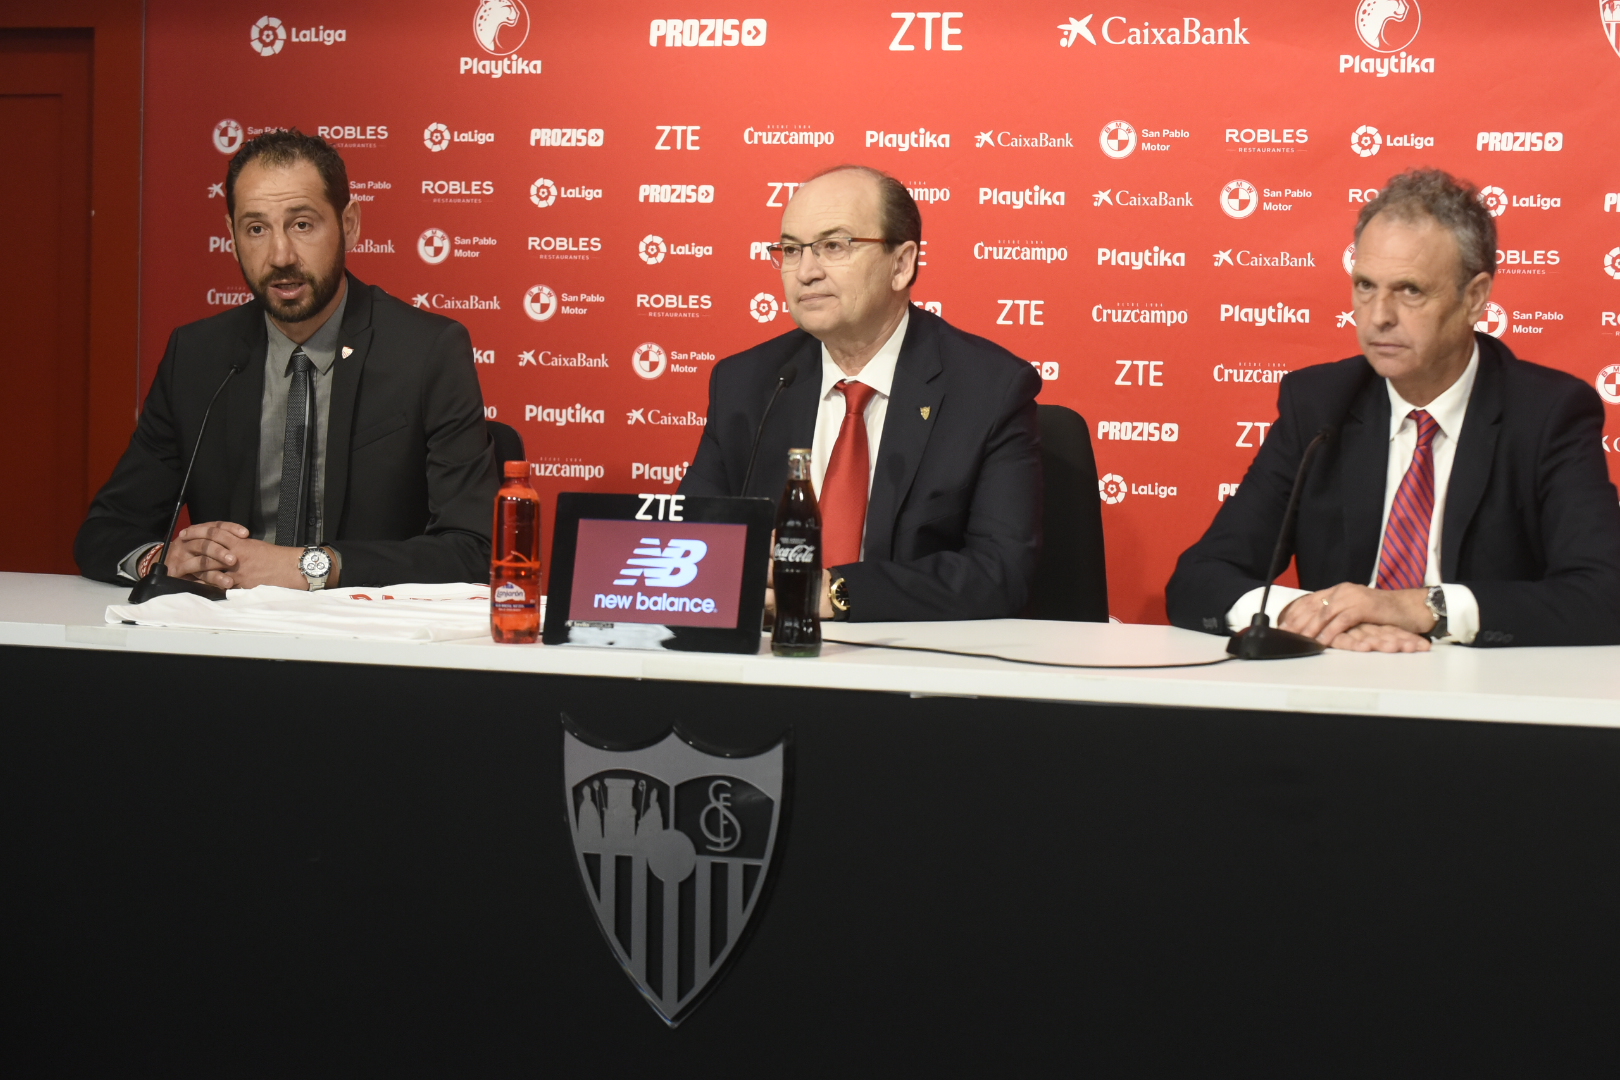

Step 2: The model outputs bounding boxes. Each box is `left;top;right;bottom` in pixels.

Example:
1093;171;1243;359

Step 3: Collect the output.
1099;121;1137;160
639;235;668;265
524;284;557;321
251;16;286;56
563;717;789;1026
529;177;558;208
1478;185;1508;218
1606;247;1620;280
1351;125;1382;157
1596;364;1620;404
1220;179;1258;219
1355;0;1421;53
1474;301;1507;338
1099;473;1127;504
417;228;451;265
213;119;244;154
473;0;530;56
423;123;451;152
631;342;667;379
748;293;779;323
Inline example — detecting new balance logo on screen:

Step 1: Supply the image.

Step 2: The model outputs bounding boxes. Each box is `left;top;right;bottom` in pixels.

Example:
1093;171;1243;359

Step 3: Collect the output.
614;539;707;588
648;19;767;47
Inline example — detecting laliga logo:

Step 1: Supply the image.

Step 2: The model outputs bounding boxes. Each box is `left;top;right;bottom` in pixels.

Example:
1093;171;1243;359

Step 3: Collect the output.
417;228;450;265
1474;301;1508;338
424;123;451;152
1098;473;1127;505
1596;364;1620;405
474;0;529;56
1351;125;1382;157
749;293;780;323
530;177;558;207
523;284;557;321
1355;0;1420;52
1100;121;1137;160
251;16;286;56
1221;179;1258;219
1605;247;1620;280
213;118;244;154
614;539;707;588
1479;185;1509;218
639;234;668;265
632;342;668;380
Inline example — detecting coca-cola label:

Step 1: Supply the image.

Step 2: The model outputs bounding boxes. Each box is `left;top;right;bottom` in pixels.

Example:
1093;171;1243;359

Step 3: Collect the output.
493;582;529;603
773;538;816;564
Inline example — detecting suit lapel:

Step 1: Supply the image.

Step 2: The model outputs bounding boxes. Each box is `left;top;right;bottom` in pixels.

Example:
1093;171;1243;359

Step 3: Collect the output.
323;275;373;537
1338;368;1389;585
745;335;820;497
225;308;268;527
1441;334;1504;578
863;312;943;560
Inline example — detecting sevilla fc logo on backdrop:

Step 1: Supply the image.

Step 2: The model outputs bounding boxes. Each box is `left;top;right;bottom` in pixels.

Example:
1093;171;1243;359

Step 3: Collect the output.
563;719;788;1026
474;0;530;56
1354;0;1420;53
1603;0;1620;57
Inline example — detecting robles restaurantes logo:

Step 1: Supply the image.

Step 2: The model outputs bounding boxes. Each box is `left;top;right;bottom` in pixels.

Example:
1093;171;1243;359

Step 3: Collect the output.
523;284;557;321
649;18;767;46
1343;0;1433;74
465;0;540;76
250;15;346;55
1057;14;1251;46
213;119;244;154
417;228;451;265
1100;121;1137;159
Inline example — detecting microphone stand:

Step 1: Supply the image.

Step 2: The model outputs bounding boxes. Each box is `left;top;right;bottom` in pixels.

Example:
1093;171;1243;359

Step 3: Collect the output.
1227;428;1332;660
127;361;246;604
739;362;798;496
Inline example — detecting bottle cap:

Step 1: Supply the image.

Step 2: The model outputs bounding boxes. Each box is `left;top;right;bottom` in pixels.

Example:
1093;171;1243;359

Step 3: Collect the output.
504;460;529;478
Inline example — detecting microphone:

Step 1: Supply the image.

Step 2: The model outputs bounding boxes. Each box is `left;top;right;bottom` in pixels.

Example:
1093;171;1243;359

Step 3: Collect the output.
739;362;799;496
1227;427;1333;660
127;358;249;605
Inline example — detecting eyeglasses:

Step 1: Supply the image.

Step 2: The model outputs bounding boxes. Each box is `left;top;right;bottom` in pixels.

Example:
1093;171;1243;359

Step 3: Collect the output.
765;236;886;269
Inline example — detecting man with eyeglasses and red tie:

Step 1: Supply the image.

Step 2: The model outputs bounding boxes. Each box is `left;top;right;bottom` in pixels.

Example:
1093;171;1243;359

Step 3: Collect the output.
679;165;1043;622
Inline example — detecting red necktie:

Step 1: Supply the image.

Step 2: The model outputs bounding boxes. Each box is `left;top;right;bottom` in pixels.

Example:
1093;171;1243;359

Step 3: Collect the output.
821;379;878;567
1375;409;1440;591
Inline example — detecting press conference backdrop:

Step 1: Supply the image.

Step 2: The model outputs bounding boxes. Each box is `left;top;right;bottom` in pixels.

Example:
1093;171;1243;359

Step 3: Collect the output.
138;1;1620;623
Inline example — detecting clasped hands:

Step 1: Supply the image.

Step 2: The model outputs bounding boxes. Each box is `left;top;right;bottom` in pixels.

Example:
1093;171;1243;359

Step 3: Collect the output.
1276;583;1437;653
157;521;319;591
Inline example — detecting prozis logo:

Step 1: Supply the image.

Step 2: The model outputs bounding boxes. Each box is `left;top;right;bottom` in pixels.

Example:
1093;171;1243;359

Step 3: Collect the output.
650;18;767;46
1057;14;1251;47
530;127;604;147
638;235;715;264
1477;131;1565;152
213;119;245;154
1349;124;1435;156
1343;0;1433;75
1478;185;1562;218
424;123;495;151
639;184;715;204
529;178;602;207
1095;420;1180;442
466;0;541;77
249;15;346;55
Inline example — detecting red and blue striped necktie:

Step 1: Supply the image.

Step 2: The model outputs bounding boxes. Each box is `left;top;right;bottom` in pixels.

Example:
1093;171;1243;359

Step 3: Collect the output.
1375;409;1439;591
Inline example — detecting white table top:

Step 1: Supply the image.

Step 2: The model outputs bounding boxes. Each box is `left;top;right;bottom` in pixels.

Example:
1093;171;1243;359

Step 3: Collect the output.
2;572;1617;729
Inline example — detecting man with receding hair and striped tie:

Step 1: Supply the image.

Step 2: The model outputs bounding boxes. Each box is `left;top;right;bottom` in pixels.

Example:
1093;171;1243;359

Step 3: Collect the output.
1168;169;1620;650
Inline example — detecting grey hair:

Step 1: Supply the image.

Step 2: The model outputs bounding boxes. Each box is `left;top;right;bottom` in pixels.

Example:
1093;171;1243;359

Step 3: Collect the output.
1354;168;1496;286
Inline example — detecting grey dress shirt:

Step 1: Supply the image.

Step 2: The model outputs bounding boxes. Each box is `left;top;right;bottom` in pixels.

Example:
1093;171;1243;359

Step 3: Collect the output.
256;289;347;545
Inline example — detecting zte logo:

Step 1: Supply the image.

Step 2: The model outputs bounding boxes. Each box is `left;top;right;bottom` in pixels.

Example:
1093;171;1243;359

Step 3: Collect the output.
1115;360;1164;386
890;12;964;50
655;125;701;150
997;300;1045;325
647;19;766;47
765;181;803;206
529;128;604;147
1235;421;1272;447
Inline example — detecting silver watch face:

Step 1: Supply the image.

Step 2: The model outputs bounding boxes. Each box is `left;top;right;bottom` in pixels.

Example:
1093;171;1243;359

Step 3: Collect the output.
300;547;331;578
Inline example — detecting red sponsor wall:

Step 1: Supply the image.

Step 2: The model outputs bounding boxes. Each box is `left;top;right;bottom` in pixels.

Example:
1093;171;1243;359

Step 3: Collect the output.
140;1;1620;622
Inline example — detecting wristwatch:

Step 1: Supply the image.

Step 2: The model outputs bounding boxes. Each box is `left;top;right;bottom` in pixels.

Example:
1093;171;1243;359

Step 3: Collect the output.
1425;585;1448;641
299;545;333;592
828;576;850;621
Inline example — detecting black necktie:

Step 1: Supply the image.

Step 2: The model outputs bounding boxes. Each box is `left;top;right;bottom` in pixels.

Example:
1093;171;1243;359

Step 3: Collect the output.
275;348;315;547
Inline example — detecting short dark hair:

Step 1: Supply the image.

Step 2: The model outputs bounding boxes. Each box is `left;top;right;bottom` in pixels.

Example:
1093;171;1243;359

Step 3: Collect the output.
806;164;923;286
1355;168;1496;286
225;129;350;220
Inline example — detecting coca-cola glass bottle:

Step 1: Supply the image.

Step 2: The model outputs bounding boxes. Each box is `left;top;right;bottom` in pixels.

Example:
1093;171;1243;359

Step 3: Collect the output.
490;459;541;643
772;448;821;657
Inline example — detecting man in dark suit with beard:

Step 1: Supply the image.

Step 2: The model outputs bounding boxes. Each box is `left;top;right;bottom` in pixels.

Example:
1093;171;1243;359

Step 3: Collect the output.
77;130;497;591
1168;169;1620;649
679;165;1043;623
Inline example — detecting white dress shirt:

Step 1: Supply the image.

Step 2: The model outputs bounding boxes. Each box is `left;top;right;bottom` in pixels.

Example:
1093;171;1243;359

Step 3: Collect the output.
1227;343;1481;644
809;310;909;557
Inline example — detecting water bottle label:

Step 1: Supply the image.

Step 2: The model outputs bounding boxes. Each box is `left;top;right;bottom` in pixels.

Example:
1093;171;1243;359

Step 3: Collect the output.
493;582;528;603
772;539;815;563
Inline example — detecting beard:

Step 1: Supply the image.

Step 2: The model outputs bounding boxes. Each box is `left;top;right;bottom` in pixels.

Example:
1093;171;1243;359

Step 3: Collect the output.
246;247;346;324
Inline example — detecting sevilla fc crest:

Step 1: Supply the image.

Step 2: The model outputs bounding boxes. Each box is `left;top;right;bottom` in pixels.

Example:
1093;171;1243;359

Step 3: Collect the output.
1604;0;1620;58
563;717;789;1026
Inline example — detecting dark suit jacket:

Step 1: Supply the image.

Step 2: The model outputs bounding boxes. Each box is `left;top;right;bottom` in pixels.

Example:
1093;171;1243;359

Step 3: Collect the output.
1166;333;1620;647
680;307;1042;622
76;274;498;586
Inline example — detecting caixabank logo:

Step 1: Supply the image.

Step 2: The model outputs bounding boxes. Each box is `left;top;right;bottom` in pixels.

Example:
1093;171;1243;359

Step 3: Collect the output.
1057;13;1252;47
465;0;541;76
250;15;346;55
1343;0;1434;75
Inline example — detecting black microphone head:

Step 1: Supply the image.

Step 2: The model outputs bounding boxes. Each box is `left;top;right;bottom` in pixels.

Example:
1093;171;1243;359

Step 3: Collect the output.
777;362;798;388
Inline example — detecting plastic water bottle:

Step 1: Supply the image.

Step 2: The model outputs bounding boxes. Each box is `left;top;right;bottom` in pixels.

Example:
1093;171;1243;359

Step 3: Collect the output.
491;460;541;643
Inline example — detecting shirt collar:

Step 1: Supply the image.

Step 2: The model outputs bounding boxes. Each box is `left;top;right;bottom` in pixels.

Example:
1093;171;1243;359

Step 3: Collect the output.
1386;340;1479;442
266;283;349;377
819;308;909;400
